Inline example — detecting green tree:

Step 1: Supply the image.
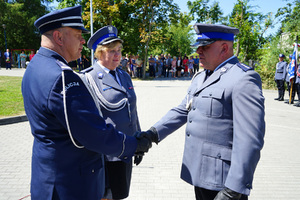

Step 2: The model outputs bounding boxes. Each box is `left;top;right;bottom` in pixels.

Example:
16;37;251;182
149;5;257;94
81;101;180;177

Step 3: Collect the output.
165;13;194;57
227;0;271;62
187;0;224;23
0;0;49;51
74;0;180;78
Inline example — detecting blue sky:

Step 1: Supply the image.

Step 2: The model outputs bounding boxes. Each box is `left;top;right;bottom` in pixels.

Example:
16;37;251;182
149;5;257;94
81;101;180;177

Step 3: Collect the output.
173;0;289;36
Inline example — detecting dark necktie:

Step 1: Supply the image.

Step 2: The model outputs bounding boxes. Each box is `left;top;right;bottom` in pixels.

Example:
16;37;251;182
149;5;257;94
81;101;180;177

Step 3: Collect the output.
109;70;117;81
204;70;213;81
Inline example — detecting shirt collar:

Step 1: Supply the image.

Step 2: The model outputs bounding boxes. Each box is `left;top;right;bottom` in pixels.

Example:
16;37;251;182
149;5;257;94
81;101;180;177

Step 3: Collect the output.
97;61;115;74
214;55;236;72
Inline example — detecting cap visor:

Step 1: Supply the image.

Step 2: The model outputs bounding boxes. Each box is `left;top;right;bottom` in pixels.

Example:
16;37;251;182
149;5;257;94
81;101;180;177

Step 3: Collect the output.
191;40;216;47
101;38;123;45
71;26;90;34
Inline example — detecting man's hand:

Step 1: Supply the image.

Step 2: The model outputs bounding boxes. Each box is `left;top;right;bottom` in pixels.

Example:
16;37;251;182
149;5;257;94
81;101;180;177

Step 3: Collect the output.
134;152;144;166
214;188;242;200
135;127;159;144
134;133;152;166
135;133;152;153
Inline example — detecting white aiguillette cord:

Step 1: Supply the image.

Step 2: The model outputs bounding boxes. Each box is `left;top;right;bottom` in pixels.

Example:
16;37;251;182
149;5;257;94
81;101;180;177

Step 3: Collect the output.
58;60;85;149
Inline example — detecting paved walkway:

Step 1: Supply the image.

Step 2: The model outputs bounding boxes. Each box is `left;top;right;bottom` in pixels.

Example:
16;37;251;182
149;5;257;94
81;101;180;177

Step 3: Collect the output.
1;69;300;199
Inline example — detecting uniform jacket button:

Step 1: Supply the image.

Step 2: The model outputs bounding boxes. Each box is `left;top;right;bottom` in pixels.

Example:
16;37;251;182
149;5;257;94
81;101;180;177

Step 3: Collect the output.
124;156;128;160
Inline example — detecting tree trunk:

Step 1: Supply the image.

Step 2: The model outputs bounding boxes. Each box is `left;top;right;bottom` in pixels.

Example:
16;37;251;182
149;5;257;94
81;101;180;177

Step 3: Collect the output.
142;0;154;79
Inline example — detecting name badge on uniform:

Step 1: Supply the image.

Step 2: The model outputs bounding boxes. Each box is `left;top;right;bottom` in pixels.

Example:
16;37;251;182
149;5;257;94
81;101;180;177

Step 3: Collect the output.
103;86;112;91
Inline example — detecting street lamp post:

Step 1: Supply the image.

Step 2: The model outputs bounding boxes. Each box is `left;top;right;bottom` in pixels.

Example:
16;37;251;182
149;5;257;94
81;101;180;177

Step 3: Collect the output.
2;24;7;50
90;0;94;65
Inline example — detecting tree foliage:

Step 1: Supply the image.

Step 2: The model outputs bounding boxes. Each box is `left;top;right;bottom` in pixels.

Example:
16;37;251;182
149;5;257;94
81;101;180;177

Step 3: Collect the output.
0;0;50;50
187;0;224;23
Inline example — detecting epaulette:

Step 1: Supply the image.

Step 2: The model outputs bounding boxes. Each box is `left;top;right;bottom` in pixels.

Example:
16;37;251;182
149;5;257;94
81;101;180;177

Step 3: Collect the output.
237;63;253;72
80;66;94;74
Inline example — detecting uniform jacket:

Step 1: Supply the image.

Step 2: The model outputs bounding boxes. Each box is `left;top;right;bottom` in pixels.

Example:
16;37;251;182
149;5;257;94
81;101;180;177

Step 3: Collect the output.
275;60;287;80
284;62;291;83
83;63;141;161
153;57;265;196
296;64;300;84
22;47;137;200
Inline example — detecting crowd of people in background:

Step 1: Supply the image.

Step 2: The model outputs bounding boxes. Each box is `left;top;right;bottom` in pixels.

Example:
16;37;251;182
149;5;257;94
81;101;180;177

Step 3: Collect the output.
0;48;93;71
120;53;200;78
1;48;201;78
0;49;36;70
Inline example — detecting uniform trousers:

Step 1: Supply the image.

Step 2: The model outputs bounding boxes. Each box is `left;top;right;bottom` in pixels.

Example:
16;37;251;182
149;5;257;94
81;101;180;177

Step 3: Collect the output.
287;81;296;101
104;161;132;199
275;79;285;98
194;187;248;200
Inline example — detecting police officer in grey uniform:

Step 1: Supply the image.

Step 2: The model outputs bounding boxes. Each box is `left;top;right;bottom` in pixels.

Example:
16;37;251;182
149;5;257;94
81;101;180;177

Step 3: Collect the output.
82;25;141;199
275;54;287;101
22;6;151;200
137;23;265;200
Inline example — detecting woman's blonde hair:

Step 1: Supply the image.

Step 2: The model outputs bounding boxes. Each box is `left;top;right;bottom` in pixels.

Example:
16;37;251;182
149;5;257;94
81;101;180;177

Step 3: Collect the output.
94;41;123;59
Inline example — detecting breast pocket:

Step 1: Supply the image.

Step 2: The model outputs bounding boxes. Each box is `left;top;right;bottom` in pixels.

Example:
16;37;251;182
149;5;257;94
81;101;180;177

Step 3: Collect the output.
199;88;224;117
276;68;284;73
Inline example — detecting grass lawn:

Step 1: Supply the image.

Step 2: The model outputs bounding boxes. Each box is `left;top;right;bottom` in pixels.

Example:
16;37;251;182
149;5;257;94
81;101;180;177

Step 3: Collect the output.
0;76;25;118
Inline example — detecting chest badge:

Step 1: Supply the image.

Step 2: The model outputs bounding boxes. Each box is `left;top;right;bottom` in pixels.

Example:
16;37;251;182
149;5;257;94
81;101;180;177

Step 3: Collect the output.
98;72;103;79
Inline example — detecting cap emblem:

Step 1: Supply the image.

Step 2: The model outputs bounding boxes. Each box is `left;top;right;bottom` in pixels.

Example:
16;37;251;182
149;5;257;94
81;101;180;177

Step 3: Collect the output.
108;26;114;33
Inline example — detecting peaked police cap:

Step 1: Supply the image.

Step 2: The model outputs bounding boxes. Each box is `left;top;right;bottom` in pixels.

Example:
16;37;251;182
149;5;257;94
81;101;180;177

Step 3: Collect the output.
192;23;239;47
87;25;123;52
34;5;89;34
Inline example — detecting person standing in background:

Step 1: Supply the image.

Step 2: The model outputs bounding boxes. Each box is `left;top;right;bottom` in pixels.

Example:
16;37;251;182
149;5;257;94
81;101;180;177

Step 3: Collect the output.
29;50;35;61
4;49;12;70
193;55;199;74
148;54;156;77
20;50;27;68
274;54;287;101
135;54;143;78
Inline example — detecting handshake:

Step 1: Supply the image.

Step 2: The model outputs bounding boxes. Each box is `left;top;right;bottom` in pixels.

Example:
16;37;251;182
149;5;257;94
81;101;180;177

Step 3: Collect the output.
133;127;159;165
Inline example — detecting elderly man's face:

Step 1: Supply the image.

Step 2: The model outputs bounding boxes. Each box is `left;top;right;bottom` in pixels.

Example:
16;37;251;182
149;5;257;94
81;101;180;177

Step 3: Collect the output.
61;27;86;62
196;41;224;71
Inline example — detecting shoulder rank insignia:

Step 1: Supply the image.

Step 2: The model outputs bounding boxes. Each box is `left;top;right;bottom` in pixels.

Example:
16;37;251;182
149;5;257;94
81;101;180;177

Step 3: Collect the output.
56;60;72;71
80;67;94;74
237;63;253;72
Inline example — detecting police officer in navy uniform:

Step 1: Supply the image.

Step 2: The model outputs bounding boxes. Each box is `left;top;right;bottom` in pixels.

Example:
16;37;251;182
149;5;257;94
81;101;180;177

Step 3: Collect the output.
274;54;287;101
82;25;141;200
284;54;296;104
294;55;300;107
22;6;151;200
136;23;265;200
